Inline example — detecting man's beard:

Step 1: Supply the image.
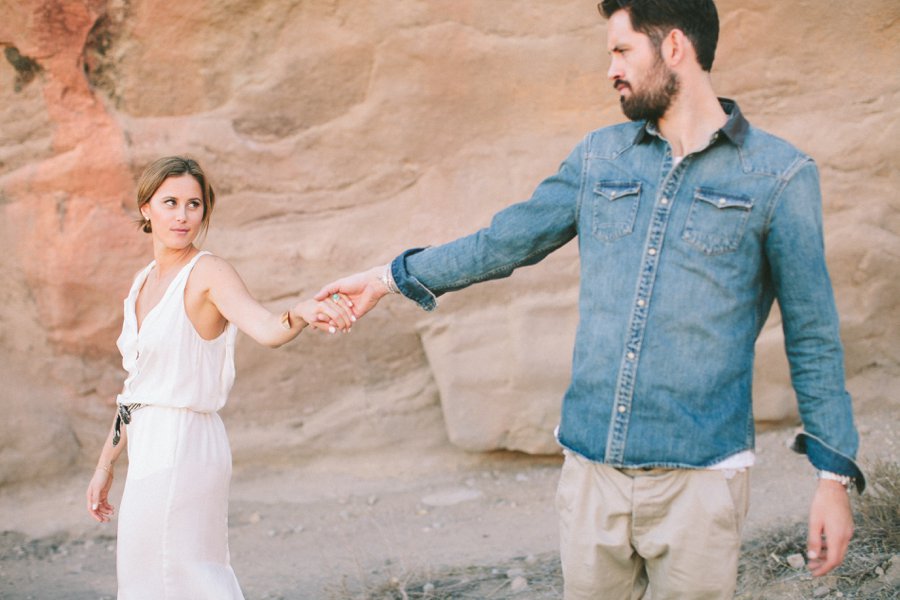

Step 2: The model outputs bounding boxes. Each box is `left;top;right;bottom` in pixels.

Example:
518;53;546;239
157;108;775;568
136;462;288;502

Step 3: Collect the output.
617;58;679;122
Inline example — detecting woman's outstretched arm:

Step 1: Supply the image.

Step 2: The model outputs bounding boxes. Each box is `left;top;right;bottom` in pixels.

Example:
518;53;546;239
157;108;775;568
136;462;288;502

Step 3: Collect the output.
190;254;356;348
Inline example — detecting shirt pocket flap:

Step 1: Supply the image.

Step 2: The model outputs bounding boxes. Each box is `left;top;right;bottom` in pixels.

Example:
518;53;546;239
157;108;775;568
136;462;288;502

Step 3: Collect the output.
593;181;642;202
694;189;753;211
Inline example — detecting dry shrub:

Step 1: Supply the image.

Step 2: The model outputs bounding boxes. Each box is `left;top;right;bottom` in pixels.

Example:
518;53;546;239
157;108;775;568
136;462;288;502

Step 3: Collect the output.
737;459;900;598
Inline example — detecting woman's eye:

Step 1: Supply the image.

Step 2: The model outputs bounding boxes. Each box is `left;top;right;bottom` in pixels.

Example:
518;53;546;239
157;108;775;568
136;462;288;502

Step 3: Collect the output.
164;199;176;206
189;201;202;209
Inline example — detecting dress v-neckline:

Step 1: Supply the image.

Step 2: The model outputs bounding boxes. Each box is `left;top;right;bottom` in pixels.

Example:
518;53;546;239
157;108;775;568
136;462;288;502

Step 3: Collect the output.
134;255;198;335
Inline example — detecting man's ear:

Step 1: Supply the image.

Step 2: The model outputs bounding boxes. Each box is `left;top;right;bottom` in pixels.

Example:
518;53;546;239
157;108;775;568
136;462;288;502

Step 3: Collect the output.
661;28;691;67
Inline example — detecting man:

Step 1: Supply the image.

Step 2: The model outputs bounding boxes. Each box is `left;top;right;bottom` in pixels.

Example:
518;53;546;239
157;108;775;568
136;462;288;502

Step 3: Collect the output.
317;1;864;597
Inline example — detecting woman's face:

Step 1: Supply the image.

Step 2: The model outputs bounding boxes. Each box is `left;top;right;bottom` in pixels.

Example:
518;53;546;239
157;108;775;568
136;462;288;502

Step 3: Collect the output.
140;174;205;250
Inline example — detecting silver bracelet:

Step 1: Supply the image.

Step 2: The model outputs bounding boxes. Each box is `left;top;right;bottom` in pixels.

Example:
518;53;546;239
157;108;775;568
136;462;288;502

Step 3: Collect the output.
816;470;853;490
380;264;400;294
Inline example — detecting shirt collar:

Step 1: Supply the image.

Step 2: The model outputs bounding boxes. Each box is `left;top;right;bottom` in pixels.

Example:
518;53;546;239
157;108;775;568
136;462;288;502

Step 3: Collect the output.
633;97;749;147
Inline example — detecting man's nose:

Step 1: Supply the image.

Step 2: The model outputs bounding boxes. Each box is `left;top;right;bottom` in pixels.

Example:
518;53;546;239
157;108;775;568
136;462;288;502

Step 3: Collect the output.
607;56;622;81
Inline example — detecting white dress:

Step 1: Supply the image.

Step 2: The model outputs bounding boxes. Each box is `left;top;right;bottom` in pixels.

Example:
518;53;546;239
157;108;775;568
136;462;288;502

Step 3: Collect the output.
114;251;244;600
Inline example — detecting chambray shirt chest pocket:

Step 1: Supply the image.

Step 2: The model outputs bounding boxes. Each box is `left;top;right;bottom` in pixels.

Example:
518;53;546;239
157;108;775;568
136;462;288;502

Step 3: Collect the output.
591;181;642;242
681;188;754;255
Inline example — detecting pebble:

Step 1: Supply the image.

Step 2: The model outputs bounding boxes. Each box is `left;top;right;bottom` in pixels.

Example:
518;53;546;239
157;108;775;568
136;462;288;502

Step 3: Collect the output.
524;554;538;566
248;512;262;524
507;567;525;578
883;554;900;585
813;585;831;598
366;495;378;506
786;553;806;569
510;576;528;592
422;582;435;594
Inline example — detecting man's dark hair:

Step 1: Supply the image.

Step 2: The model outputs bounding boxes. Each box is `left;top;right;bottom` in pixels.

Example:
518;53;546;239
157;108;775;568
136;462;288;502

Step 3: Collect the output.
598;0;719;72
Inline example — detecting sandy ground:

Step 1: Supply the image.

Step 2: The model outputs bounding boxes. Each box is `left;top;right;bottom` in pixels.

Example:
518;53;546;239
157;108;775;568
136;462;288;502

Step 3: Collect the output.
1;401;895;600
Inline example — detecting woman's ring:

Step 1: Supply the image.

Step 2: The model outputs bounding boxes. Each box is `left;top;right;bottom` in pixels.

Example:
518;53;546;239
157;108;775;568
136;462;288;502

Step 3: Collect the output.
332;293;341;303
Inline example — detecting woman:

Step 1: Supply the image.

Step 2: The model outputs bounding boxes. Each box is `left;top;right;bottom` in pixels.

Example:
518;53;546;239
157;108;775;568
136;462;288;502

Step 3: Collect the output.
85;156;354;599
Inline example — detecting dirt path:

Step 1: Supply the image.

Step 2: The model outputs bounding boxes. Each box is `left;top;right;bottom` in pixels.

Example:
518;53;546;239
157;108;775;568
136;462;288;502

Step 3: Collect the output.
1;404;895;599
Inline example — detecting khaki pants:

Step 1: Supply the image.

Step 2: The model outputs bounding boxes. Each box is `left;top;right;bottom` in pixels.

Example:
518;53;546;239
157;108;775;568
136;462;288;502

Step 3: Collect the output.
556;450;750;600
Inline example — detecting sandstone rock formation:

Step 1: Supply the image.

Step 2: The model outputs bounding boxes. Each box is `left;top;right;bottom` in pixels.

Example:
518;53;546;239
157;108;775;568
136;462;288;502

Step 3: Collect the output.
1;0;897;484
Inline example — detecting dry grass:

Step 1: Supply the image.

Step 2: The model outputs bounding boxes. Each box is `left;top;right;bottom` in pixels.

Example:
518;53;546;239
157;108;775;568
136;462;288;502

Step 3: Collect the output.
737;459;900;599
337;461;899;599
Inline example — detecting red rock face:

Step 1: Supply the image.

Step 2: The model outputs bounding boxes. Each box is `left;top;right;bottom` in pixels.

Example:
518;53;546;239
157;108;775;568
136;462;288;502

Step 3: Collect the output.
2;0;143;358
0;0;897;483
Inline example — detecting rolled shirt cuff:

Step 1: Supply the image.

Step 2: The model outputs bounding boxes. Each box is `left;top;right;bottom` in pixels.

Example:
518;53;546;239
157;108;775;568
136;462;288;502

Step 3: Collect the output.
390;247;439;312
791;431;866;493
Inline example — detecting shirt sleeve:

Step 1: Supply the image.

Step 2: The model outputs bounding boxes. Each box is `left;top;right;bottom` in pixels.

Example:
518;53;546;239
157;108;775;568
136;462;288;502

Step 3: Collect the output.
764;158;866;491
389;138;585;311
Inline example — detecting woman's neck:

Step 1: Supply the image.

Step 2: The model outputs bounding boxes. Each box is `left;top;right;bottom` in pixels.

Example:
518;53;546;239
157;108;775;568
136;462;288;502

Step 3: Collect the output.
151;244;198;279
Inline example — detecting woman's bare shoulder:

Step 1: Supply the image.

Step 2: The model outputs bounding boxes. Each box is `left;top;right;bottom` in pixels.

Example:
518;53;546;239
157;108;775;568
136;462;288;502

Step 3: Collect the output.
190;253;242;289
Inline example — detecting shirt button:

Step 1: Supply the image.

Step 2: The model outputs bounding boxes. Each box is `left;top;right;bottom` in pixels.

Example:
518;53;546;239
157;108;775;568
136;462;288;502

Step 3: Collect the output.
648;248;657;256
719;198;727;206
626;351;636;360
637;299;646;307
660;198;669;205
618;405;627;413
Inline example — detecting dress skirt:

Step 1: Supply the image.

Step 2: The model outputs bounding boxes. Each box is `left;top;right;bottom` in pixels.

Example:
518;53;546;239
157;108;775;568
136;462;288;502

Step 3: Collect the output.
116;405;244;599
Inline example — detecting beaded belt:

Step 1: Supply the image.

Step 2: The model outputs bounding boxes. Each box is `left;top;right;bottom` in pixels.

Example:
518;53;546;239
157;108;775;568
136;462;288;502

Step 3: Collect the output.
112;403;145;446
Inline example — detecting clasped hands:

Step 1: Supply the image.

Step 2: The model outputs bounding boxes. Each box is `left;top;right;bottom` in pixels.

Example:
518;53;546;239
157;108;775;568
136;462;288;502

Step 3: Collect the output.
294;264;392;334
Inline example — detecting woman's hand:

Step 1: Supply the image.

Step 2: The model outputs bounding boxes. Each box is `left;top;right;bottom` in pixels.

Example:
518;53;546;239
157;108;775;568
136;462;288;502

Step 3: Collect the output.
86;467;115;523
292;294;356;333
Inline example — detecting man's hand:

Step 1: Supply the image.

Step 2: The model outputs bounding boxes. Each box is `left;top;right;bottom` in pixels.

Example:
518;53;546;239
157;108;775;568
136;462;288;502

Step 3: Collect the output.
314;265;392;320
806;479;854;576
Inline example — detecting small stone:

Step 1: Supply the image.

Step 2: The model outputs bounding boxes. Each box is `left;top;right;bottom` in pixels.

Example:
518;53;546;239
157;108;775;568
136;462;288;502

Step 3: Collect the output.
524;554;538;565
507;568;525;578
267;529;276;537
882;554;900;585
422;582;435;594
875;566;885;577
366;495;378;506
510;576;528;592
813;586;831;597
248;512;262;524
293;525;305;534
786;553;806;569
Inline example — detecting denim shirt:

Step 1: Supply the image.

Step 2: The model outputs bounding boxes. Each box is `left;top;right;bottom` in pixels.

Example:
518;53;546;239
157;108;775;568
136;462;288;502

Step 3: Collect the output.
391;99;865;490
